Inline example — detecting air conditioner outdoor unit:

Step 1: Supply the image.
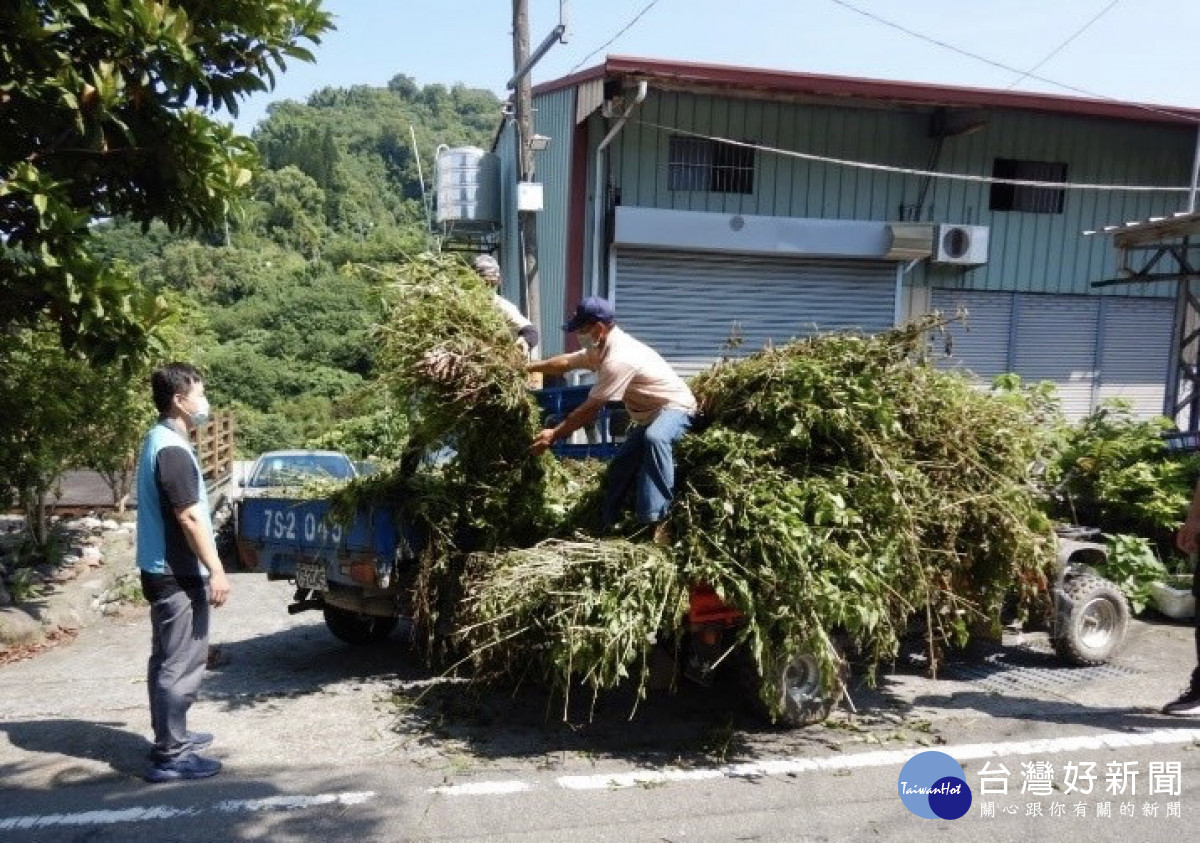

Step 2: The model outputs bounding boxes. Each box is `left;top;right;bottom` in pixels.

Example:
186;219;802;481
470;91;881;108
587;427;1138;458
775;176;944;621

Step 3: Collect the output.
933;224;990;266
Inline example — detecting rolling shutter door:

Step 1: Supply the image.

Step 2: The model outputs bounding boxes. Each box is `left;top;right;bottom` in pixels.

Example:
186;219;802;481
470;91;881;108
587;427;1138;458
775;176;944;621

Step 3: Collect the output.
931;290;1165;421
1097;297;1172;418
929;290;1013;379
1013;295;1100;420
614;250;897;376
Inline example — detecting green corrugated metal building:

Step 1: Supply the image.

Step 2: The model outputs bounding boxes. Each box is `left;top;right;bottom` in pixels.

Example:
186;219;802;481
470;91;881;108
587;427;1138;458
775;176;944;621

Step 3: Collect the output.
488;56;1200;419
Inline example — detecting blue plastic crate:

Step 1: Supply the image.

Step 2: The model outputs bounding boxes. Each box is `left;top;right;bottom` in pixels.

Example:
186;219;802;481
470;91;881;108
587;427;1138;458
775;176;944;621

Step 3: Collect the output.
552;441;621;460
533;385;590;420
533;386;624;461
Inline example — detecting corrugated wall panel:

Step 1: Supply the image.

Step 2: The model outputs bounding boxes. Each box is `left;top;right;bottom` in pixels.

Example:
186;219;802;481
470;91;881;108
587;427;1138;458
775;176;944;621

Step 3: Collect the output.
758;101;781;215
1097;297;1173;418
494;121;521;309
612;90;1191;300
614;251;896;376
532;87;574;356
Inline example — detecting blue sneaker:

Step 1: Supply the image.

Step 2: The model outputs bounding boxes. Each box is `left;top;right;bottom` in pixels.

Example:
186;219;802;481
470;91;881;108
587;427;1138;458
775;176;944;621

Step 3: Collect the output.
185;730;214;752
144;752;222;783
146;731;214;761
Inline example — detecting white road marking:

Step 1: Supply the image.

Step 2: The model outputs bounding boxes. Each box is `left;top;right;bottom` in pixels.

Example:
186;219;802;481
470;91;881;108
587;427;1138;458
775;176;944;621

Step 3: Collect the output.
428;727;1200;795
430;780;532;796
0;791;376;831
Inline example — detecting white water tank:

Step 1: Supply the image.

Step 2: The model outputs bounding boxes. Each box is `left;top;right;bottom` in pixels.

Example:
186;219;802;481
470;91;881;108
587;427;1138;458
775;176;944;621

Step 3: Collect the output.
434;145;500;232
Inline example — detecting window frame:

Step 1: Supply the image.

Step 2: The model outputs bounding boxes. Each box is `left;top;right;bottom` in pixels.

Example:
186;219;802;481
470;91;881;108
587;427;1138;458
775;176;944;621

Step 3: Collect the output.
989;158;1068;214
667;135;755;195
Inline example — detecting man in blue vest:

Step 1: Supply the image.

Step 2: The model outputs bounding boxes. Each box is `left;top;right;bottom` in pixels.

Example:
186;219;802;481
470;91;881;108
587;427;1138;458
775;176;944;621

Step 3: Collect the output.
136;363;231;782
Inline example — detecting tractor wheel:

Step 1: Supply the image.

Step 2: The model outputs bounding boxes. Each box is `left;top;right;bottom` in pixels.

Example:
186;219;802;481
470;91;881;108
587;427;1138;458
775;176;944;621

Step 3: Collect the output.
1052;574;1129;666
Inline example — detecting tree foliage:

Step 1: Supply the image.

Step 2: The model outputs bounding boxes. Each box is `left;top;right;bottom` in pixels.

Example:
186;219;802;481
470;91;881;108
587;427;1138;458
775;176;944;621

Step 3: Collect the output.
0;323;161;548
89;72;501;454
0;0;331;361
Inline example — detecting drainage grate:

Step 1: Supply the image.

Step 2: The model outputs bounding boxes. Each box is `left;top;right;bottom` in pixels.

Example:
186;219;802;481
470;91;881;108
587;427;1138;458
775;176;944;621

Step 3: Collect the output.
940;645;1141;695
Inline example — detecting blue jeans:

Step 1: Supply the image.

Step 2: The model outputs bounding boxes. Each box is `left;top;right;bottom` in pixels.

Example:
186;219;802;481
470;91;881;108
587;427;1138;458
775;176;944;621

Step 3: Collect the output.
603;408;695;527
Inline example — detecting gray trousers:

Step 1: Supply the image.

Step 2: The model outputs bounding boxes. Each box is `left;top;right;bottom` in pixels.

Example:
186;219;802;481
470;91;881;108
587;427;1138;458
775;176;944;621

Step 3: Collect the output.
147;585;209;762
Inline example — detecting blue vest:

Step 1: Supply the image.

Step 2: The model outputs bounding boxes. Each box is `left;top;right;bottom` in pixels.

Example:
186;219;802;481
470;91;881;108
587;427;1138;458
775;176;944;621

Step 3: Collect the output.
135;422;211;576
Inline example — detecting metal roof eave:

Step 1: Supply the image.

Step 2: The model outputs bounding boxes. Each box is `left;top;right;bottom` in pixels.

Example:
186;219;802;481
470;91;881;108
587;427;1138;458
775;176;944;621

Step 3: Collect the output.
531;56;1200;127
1084;212;1200;248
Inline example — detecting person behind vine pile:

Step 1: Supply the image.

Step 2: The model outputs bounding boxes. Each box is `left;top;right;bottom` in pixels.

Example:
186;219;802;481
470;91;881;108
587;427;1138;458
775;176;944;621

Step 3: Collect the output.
527;297;697;538
473;254;539;358
136;363;231;781
1166;483;1200;715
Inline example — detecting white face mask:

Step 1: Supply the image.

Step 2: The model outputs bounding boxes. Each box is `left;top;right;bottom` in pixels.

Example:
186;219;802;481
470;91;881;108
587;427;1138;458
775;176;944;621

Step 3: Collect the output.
191;396;212;428
179;393;211;428
579;330;597;351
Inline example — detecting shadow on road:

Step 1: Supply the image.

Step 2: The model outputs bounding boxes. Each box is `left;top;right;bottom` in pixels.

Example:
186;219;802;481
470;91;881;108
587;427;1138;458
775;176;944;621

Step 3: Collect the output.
387;659;878;769
873;636;1187;733
381;634;1200;771
199;620;428;711
0;719;149;780
904;687;1181;732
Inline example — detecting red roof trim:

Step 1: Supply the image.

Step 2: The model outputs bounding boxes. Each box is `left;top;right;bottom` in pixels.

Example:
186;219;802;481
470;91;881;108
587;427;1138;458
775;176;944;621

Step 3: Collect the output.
531;64;605;97
532;55;1200;126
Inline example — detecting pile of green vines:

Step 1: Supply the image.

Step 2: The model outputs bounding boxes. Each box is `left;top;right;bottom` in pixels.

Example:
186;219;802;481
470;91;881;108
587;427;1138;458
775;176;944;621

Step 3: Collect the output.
336;262;1055;722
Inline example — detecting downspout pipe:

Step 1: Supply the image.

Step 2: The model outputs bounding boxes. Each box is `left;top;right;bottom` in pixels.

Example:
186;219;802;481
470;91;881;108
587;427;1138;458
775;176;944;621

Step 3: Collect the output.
591;80;648;298
894;258;922;325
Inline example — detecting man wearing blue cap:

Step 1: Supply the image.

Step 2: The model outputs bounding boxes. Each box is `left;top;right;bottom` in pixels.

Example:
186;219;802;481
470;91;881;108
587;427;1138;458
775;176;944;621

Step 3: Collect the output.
528;297;697;533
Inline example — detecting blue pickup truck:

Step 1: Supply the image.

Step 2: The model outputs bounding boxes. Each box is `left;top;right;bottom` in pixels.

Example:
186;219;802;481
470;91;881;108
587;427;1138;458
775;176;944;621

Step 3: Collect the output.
235;387;623;645
235;496;424;643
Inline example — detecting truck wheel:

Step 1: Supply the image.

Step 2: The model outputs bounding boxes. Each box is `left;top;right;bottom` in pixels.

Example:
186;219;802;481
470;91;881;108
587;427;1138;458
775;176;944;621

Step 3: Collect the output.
323;607;398;645
1052;574;1129;666
740;643;846;727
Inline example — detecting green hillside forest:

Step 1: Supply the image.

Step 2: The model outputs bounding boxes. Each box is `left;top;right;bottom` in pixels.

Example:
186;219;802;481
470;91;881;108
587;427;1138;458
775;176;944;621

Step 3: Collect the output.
96;76;502;457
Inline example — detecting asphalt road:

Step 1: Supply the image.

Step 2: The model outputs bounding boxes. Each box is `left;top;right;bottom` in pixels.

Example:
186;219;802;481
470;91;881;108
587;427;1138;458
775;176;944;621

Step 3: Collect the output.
3;564;1200;842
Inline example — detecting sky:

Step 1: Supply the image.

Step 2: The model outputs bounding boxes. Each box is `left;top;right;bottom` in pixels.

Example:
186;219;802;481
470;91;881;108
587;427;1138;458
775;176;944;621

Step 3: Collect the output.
233;0;1200;133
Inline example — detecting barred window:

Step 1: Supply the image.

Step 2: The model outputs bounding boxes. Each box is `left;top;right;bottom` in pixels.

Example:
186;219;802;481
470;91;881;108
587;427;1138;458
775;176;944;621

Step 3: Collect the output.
990;158;1068;214
668;136;754;194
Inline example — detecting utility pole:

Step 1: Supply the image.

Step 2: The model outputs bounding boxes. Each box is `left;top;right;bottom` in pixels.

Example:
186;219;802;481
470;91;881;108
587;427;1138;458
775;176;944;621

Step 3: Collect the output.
512;0;541;341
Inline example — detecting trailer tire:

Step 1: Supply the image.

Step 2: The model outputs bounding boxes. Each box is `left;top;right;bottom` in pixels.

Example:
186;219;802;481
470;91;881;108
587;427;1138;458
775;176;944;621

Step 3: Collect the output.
323;607;398;646
739;640;847;728
1052;574;1129;666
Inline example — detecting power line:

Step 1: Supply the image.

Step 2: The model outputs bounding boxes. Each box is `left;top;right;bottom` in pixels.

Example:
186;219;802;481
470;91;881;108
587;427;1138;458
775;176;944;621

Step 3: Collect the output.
1006;0;1122;90
825;0;1200;125
568;0;666;74
639;120;1191;193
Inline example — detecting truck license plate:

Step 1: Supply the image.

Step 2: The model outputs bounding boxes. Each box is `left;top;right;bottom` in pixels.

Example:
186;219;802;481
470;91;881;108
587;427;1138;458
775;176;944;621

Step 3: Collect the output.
295;558;327;592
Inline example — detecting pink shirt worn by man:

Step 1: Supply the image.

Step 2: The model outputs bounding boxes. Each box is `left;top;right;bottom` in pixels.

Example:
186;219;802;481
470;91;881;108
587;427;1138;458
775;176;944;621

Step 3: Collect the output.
564;326;697;425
